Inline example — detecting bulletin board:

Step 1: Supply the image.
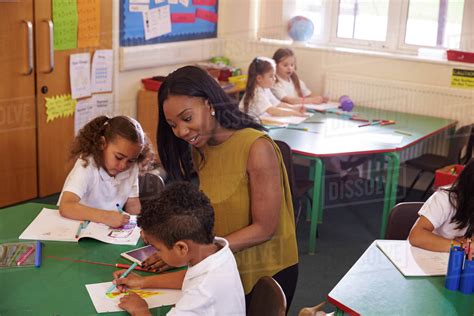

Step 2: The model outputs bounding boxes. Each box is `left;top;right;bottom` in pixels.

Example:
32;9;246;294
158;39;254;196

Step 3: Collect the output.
120;0;218;47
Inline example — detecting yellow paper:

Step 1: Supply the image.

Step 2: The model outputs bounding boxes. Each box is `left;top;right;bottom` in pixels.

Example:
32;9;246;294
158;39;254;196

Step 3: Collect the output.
45;94;77;123
77;0;100;48
451;68;474;89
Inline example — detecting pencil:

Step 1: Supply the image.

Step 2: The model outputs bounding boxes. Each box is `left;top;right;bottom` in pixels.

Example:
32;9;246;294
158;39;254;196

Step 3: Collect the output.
106;262;138;294
115;263;148;272
286;126;308;131
394;130;412;136
16;246;35;266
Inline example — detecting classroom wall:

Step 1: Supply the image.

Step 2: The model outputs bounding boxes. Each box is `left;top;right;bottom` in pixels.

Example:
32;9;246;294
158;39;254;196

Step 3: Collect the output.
114;1;473;118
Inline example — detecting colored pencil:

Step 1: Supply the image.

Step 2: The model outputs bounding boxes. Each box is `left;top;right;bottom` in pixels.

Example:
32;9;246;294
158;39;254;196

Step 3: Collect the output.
394;130;412;136
116;203;124;214
16;246;35;266
106;262;138;294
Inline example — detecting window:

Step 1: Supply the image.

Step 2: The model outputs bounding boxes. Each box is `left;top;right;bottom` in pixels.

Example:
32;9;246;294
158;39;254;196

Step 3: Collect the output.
260;0;473;54
404;0;465;49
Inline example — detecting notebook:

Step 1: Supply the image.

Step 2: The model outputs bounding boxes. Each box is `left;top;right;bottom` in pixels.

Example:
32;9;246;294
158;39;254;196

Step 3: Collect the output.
19;208;141;245
376;240;449;276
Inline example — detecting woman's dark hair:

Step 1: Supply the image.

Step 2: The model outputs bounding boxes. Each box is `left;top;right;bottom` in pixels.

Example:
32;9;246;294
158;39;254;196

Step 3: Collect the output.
446;159;474;237
272;48;304;97
157;66;264;181
138;181;214;248
242;57;276;114
71;115;152;168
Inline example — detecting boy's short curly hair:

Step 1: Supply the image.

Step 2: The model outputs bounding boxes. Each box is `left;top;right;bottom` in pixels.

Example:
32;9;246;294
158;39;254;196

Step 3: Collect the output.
138;182;215;248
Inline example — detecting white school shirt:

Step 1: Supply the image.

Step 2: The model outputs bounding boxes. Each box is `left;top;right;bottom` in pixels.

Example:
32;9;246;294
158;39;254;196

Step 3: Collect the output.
271;75;311;100
239;87;280;119
58;156;139;211
418;189;467;239
167;237;245;316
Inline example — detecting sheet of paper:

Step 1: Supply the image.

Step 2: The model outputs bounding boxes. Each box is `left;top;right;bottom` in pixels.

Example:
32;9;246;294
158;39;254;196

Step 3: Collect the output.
70;53;92;99
376;240;449;276
130;0;150;3
304;102;340;112
91;50;113;93
77;0;100;48
81;217;141;245
74;97;95;135
129;4;149;12
86;282;182;313
19;208;80;242
53;0;78;50
261;113;312;126
142;5;172;40
179;0;189;7
93;93;114;117
45;94;77;123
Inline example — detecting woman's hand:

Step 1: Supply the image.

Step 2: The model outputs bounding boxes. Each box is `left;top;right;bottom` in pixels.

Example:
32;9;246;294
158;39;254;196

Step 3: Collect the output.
118;292;151;316
112;270;144;292
141;253;173;272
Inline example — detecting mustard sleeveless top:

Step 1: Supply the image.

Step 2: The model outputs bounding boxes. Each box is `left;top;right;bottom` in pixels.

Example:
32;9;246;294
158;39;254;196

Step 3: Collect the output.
193;128;299;293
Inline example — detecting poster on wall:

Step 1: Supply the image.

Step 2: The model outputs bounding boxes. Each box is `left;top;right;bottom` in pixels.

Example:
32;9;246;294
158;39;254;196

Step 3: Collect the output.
120;0;218;46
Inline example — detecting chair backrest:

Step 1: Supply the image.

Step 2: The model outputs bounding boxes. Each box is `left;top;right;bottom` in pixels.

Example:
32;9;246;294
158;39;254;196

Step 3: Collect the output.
385;202;424;240
274;140;296;196
247;276;287;316
447;124;473;164
138;167;166;201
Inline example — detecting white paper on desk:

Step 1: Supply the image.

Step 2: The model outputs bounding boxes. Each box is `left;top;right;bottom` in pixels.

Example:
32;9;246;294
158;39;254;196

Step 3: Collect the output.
261;113;312;125
91;50;113;93
376;240;449;276
93;93;114;117
19;208;141;245
304;102;339;112
70;53;92;99
142;6;171;40
74;97;95;135
86;282;182;313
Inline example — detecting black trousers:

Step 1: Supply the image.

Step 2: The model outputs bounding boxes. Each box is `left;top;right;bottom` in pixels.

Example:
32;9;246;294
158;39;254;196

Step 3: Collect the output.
245;263;299;314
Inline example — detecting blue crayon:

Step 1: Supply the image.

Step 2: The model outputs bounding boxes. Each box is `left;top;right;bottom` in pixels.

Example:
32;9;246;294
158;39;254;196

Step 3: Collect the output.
35;241;42;268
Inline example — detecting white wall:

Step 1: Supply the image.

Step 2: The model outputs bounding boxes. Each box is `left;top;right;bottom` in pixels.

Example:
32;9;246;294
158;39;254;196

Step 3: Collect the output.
114;1;473;117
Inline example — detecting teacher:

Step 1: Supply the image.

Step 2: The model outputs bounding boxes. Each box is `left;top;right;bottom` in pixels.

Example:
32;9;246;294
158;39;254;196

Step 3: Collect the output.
156;66;299;309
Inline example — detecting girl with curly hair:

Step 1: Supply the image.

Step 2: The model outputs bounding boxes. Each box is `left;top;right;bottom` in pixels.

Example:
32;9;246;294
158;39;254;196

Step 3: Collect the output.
58;115;152;228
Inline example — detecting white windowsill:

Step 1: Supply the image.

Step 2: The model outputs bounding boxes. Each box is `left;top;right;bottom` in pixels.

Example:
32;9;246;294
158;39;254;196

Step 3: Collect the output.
255;38;474;69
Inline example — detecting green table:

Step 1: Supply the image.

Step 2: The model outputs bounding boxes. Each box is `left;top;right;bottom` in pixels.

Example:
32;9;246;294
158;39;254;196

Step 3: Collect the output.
328;241;474;315
269;107;456;254
0;203;172;316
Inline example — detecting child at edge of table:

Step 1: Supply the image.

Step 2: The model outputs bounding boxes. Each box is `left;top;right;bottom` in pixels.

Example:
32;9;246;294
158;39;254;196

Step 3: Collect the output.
111;182;246;316
58;115;153;228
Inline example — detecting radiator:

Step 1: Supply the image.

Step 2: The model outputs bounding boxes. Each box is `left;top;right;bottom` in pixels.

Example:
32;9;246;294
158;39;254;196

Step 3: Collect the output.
324;72;474;161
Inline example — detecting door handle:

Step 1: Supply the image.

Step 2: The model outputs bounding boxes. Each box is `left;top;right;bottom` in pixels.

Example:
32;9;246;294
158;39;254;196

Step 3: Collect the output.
43;20;54;73
22;20;33;75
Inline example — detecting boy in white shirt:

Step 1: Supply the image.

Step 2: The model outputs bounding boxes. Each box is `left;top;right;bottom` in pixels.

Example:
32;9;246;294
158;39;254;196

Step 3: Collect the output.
112;182;246;316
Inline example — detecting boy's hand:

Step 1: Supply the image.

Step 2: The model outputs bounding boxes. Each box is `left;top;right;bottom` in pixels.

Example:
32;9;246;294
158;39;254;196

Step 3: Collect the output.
104;212;130;228
118;292;151;316
113;270;144;292
142;253;173;272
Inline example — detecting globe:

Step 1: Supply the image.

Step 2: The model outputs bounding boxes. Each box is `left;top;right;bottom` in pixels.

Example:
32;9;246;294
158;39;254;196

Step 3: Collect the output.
288;16;314;42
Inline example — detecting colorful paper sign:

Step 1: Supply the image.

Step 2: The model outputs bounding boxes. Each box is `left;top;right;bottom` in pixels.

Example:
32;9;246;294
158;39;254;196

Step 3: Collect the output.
171;13;196;23
45;94;77;122
53;0;78;50
77;0;100;48
196;8;217;23
451;68;474;89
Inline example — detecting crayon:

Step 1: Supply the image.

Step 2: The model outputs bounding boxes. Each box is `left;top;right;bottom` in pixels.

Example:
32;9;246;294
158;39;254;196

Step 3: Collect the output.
35;241;42;268
115;263;148;272
394;130;412;136
16;246;35;266
106;262;138;294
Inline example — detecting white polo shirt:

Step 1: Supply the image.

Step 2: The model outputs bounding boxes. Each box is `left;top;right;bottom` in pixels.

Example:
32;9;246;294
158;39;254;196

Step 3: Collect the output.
58;156;139;211
167;237;245;316
418;189;467;239
271;75;311;100
239;87;280;119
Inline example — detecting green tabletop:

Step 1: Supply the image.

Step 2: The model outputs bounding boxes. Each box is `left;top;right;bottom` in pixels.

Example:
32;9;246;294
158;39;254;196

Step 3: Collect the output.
328;241;474;315
268;106;456;157
0;203;172;316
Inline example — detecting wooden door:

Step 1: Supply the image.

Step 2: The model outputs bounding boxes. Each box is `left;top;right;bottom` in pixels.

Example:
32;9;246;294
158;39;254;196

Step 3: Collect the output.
0;0;37;206
35;0;112;196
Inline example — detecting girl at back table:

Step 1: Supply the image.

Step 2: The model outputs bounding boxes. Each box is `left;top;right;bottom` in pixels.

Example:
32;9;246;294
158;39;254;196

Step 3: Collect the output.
239;56;306;119
272;48;328;105
409;159;474;253
58;116;152;228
